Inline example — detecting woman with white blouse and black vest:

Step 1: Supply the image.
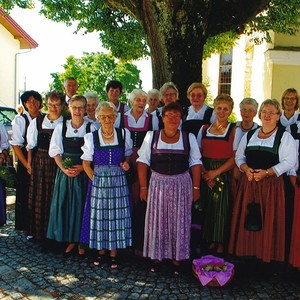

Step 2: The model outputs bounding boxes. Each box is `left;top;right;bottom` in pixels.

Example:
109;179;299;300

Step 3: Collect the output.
10;90;43;232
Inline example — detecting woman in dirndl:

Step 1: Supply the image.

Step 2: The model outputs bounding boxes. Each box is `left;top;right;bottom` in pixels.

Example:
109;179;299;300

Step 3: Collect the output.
26;90;64;243
229;99;297;263
197;94;238;254
137;102;202;275
116;89;159;256
288;114;300;269
10;91;43;232
0;123;10;226
81;101;132;269
47;95;96;255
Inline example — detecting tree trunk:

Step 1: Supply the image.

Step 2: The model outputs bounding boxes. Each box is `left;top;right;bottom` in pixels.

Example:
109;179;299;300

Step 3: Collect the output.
140;1;209;107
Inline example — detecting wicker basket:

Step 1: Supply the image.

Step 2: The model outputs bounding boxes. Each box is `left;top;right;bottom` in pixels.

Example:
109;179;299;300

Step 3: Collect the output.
192;263;235;287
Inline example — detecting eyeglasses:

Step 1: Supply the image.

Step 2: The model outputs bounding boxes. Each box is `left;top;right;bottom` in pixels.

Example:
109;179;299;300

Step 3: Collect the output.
241;108;256;113
284;96;297;101
163;113;181;120
163;93;177;98
261;110;279;116
98;115;115;120
70;106;85;111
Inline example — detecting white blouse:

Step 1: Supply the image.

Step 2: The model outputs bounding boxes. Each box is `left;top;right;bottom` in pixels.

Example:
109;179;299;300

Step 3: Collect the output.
10;111;39;147
136;130;202;168
81;128;133;161
26;115;64;150
84;116;101;130
235;121;260;148
280;111;299;127
235;128;297;177
115;109;159;130
49;119;97;158
186;105;216;123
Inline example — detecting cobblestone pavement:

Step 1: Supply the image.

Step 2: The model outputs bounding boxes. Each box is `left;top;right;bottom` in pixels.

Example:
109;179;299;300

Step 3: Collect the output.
1;193;300;299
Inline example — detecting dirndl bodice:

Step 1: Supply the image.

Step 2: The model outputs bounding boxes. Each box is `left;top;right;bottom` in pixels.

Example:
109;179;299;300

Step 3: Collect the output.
150;130;190;175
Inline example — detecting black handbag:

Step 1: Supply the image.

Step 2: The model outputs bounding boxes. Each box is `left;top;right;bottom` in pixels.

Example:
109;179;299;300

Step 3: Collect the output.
244;202;262;231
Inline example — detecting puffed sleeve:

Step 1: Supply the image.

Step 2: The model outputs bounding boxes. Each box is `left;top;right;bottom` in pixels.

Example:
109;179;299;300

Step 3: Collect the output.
123;128;133;157
273;131;297;176
10;115;26;146
136;131;154;166
26;118;38;150
0;123;9;151
235;133;248;170
188;133;202;167
48;123;64;158
81;131;94;161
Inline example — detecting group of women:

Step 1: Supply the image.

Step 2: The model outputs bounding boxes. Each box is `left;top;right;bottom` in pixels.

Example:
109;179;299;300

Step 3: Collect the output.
6;82;300;275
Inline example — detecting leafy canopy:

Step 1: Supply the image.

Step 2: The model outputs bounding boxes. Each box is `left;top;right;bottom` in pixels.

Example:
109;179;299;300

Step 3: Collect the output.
49;52;142;103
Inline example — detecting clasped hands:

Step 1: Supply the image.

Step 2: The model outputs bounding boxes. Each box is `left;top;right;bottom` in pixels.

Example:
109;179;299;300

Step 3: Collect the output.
245;168;266;182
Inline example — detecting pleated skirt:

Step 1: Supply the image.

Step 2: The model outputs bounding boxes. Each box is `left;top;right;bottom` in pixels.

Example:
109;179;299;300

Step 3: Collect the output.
228;173;285;262
143;170;193;261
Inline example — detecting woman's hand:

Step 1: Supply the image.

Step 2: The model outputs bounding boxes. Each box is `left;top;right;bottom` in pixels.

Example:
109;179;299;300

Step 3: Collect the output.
120;161;130;171
253;169;268;182
140;187;148;202
245;167;255;181
202;169;219;182
63;164;83;177
193;189;200;202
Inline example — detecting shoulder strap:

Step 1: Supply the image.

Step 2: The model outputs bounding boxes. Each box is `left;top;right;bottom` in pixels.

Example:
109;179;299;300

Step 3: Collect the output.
246;128;257;144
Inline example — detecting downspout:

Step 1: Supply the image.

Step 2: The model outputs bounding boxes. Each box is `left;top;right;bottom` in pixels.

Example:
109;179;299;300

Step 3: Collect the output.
14;50;31;107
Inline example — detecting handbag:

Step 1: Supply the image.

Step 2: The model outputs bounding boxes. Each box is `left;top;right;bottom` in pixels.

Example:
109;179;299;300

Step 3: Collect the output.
244;202;262;231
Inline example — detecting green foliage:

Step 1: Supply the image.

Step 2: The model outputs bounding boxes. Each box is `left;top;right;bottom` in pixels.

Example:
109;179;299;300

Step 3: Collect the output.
49;52;142;103
245;0;300;44
0;0;34;11
203;31;240;60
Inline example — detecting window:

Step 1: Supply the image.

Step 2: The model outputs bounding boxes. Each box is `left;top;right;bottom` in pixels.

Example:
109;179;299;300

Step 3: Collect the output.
218;49;233;94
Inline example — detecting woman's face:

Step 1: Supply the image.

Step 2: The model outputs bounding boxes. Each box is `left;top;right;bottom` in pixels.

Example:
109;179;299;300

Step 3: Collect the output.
25;96;41;115
282;92;298;111
162;109;181;130
240;103;257;123
148;94;160;111
189;87;206;110
69;100;86;120
97;108;116;129
259;104;280;126
132;94;147;114
47;97;63;119
86;98;98;118
162;88;177;105
215;101;232;122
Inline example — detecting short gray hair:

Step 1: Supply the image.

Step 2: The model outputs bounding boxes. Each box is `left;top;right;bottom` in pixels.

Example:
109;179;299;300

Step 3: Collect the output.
160;82;179;98
84;91;100;104
239;98;259;111
128;89;148;104
95;101;117;118
147;89;161;102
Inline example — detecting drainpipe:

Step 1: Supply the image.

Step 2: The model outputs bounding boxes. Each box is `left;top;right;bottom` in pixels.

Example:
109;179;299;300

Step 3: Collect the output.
14;50;31;107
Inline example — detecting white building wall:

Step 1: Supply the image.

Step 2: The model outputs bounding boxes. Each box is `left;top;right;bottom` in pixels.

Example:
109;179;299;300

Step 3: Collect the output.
0;25;20;108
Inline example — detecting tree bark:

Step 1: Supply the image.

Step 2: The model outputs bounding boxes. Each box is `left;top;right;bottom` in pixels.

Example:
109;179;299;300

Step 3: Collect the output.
105;0;269;103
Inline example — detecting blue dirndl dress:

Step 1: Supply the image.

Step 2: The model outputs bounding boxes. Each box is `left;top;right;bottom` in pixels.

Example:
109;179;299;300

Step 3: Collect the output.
80;129;132;250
